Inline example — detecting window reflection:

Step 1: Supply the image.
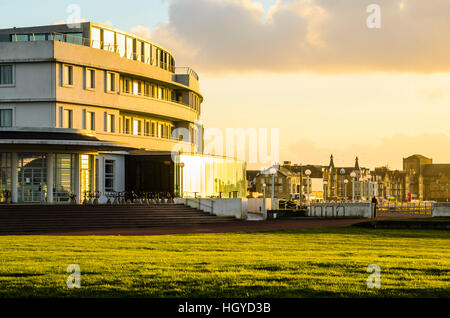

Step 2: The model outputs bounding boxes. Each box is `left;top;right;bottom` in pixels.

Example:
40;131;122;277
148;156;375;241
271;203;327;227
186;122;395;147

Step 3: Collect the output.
175;154;246;198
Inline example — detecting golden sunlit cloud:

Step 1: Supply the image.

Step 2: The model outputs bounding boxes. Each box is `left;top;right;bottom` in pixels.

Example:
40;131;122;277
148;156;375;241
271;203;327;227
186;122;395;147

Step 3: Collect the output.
132;0;450;74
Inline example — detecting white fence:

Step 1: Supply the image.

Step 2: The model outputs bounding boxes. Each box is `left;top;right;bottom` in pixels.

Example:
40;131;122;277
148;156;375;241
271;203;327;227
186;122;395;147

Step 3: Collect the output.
247;198;272;214
432;203;450;217
309;203;373;218
175;198;248;219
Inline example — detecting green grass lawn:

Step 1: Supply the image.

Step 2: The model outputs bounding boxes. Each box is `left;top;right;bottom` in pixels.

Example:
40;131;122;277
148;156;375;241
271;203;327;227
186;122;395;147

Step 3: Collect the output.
0;227;448;298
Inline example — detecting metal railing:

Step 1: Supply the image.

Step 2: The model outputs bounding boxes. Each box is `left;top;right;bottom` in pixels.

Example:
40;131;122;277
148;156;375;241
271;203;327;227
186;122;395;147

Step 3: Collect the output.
9;32;178;73
175;67;200;81
378;201;434;215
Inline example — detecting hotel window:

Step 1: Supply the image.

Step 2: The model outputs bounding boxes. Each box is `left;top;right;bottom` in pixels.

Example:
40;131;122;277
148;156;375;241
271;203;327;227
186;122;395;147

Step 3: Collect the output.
126;37;133;60
91;27;101;49
13;34;29;42
119;115;123;133
133;81;141;95
104;160;115;192
151;122;156;137
144;43;151;64
0;109;13;127
160;50;164;69
63;65;73;86
133;119;142;136
136;40;142;62
87;111;95;130
122;78;131;94
144;121;150;136
158;124;163;138
103;30;115;52
105;114;115;133
86;69;95;89
144;83;150;97
124;117;131;134
53;154;76;203
158;87;165;100
0;65;13;85
116;33;126;58
106;72;116;92
63;109;73;128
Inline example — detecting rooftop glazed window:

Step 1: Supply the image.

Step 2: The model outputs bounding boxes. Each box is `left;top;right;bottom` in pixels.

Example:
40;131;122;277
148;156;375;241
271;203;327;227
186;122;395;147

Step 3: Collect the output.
126;37;133;60
91;27;101;49
103;29;115;52
116;33;125;58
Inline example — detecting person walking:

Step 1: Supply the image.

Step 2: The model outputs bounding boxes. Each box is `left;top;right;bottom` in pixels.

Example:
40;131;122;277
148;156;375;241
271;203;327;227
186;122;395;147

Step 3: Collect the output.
371;196;378;218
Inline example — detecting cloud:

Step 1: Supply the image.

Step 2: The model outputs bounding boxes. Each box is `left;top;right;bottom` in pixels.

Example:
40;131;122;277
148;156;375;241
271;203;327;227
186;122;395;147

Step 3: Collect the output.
139;0;450;74
420;89;445;100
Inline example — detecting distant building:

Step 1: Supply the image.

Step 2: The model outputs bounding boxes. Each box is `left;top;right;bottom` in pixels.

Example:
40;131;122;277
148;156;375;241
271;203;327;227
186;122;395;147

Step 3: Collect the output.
371;154;450;202
246;170;260;197
282;162;324;201
254;165;300;200
323;155;370;201
372;167;407;201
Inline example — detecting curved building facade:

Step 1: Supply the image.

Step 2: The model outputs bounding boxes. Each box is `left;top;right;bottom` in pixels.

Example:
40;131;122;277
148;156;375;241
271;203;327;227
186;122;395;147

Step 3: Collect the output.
0;22;240;204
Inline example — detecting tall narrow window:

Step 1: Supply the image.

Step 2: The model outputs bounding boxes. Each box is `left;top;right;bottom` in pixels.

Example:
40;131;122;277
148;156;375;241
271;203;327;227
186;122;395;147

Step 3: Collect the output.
126;37;133;60
103;30;115;52
144;121;150;136
133;81;140;95
63;65;73;86
86;111;95;130
133;119;142;136
106;114;115;133
86;69;95;89
106;72;115;92
124;117;131;134
0;109;13;127
63;109;73;128
104;160;115;192
116;33;126;58
0;65;13;85
91;27;101;49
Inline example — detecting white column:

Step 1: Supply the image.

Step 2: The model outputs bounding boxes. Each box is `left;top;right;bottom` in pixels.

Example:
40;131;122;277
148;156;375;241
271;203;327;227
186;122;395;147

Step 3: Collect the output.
97;156;105;202
11;152;18;203
74;154;80;204
47;153;54;203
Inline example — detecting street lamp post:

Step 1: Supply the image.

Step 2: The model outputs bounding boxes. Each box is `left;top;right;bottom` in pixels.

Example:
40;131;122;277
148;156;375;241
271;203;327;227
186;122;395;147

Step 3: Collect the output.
350;171;356;202
323;180;328;202
344;179;349;200
269;167;277;211
262;183;267;219
305;169;312;206
179;162;185;198
359;177;364;201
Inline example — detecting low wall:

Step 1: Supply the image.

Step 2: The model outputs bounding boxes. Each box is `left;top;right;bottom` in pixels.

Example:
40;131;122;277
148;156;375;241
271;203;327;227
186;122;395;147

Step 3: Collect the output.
175;198;248;219
247;198;272;214
432;203;450;217
309;203;373;218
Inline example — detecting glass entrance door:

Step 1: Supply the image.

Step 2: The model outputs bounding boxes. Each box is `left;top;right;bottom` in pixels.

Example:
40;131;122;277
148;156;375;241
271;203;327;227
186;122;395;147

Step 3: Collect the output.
18;153;47;203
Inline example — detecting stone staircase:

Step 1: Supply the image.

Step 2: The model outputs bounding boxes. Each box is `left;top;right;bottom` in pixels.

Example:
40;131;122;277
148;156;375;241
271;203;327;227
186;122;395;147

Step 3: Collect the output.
0;204;241;234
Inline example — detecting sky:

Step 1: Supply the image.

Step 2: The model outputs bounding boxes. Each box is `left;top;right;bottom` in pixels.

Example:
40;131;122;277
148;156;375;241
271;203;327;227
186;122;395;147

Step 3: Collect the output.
1;0;449;170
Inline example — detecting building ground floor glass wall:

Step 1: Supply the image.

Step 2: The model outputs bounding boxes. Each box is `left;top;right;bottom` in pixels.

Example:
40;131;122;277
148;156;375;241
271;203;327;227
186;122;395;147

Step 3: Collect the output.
0;151;246;203
0;151;125;204
174;154;246;198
